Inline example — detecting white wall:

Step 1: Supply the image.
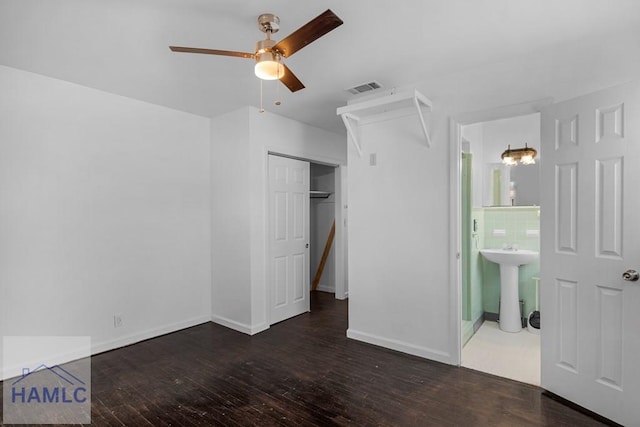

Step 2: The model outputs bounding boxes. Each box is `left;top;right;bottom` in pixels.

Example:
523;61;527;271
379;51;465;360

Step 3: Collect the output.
347;111;453;362
210;106;346;334
338;165;349;299
209;108;253;331
0;66;211;378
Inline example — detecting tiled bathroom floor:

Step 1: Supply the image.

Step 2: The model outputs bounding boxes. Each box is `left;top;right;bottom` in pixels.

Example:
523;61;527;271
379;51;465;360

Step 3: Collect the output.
462;321;540;386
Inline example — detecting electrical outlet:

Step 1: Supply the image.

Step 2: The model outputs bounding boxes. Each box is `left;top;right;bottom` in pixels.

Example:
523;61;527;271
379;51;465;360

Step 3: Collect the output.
113;314;123;328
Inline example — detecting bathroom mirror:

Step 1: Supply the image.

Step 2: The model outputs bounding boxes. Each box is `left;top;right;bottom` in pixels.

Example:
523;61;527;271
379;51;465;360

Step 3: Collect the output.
462;113;541;207
508;162;540;206
483;162;540;206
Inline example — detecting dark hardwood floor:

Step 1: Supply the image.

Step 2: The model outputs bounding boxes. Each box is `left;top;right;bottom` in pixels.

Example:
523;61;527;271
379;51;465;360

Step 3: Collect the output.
1;292;607;426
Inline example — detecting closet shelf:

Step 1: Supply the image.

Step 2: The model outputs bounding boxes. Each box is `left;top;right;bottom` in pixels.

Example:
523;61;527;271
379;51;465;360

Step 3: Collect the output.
310;191;332;199
336;89;433;157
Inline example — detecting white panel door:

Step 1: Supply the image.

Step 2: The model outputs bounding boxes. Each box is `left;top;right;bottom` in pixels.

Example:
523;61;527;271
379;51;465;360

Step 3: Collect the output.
269;155;310;325
540;81;640;425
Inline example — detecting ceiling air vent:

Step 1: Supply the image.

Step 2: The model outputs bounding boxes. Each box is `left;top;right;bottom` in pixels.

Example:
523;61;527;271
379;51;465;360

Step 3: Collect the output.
346;81;383;95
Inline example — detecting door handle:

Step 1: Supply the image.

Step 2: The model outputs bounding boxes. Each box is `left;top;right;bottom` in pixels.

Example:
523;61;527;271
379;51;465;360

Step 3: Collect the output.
622;269;639;282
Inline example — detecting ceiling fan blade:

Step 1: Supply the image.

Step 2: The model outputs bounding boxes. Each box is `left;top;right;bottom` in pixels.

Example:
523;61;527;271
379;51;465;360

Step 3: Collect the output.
169;46;254;59
273;9;343;58
280;64;305;92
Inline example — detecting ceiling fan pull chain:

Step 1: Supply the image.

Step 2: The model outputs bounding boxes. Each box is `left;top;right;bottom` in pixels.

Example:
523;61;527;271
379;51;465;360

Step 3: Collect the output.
275;61;282;106
259;79;265;113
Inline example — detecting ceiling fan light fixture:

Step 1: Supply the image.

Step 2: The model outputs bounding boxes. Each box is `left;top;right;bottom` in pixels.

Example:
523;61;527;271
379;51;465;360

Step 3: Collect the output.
170;9;343;92
254;39;284;80
255;52;284;80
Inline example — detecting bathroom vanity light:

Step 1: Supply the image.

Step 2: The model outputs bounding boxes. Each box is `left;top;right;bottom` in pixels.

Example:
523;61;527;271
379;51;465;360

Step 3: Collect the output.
501;144;537;166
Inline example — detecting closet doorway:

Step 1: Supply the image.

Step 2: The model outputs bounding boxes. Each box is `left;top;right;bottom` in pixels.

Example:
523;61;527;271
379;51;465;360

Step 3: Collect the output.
267;153;347;326
310;163;338;294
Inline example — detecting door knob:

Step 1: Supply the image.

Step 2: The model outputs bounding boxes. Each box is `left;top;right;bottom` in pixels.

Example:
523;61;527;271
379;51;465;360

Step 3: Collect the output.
622;269;639;282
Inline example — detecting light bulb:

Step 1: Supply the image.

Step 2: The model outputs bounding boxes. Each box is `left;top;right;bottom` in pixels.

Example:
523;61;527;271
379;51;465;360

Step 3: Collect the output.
502;156;517;166
521;155;535;165
255;60;284;80
254;50;284;80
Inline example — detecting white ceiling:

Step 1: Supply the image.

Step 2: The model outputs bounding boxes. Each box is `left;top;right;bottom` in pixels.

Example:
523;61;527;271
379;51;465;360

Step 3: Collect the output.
2;0;640;134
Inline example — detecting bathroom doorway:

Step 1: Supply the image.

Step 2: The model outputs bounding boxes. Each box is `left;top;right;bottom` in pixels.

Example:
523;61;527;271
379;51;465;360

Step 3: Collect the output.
452;85;640;425
455;108;543;385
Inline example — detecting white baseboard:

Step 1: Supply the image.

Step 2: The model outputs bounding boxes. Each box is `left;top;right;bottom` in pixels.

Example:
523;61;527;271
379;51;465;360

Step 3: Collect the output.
314;284;336;293
249;322;269;335
334;291;348;300
2;344;91;382
91;315;211;355
346;328;453;365
212;315;269;336
2;315;211;381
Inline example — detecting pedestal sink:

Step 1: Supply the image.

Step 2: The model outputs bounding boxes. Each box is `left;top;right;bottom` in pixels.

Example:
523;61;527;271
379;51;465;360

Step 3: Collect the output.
480;249;539;333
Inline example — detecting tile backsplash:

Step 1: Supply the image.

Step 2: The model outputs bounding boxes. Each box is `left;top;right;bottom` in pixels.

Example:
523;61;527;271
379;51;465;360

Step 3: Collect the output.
481;206;540;318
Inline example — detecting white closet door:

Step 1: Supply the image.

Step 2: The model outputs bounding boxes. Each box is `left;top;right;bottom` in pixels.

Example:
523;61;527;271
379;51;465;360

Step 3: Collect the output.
268;155;310;325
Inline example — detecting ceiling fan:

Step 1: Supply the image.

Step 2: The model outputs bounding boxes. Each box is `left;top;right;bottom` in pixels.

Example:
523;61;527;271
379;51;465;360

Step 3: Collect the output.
169;9;343;93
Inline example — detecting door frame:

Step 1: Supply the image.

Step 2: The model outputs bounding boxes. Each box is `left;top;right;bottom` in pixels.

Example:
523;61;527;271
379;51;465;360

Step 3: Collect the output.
449;98;553;365
265;149;347;326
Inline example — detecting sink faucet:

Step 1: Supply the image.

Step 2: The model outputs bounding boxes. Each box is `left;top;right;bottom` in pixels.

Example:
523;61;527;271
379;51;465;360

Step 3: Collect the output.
502;243;519;251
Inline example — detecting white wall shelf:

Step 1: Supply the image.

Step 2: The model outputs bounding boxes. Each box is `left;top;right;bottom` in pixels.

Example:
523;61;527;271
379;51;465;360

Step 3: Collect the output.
337;90;433;156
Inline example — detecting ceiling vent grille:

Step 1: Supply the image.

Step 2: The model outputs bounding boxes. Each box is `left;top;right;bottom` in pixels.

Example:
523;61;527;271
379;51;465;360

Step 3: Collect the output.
346;81;383;95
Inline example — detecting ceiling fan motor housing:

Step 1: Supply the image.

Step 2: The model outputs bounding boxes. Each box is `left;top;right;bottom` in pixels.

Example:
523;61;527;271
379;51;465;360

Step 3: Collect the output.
255;38;282;67
257;13;280;34
256;38;277;56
